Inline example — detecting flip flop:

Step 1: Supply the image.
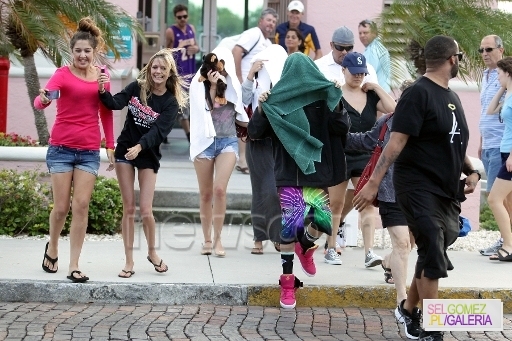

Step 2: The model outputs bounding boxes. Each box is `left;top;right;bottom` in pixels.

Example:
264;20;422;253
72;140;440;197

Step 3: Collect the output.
235;166;250;174
251;247;264;255
66;270;89;283
118;270;135;278
489;253;500;261
147;256;168;273
497;247;512;262
42;242;58;273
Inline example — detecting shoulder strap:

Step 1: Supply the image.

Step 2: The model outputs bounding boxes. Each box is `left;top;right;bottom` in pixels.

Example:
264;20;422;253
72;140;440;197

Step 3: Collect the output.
242;34;262;59
377;113;394;141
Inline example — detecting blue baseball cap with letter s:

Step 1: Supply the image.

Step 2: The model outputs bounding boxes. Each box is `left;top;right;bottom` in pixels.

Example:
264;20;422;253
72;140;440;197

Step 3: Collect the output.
341;52;369;75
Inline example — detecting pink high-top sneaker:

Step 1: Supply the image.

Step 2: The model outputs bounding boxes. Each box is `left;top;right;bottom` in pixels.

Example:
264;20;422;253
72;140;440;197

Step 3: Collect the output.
279;274;303;309
294;243;319;277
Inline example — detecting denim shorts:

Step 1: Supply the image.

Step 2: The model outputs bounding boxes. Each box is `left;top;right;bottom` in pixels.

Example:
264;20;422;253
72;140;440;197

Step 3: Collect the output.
46;145;100;176
196;136;238;160
115;158;135;166
481;148;502;192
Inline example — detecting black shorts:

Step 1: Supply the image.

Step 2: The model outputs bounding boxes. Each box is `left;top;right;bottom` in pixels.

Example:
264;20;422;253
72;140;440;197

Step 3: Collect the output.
379;201;407;228
396;190;460;280
497;152;512;180
345;154;370;180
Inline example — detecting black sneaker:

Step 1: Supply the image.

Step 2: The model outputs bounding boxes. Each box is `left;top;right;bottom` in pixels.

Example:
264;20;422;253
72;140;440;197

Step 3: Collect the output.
395;299;422;339
419;330;443;340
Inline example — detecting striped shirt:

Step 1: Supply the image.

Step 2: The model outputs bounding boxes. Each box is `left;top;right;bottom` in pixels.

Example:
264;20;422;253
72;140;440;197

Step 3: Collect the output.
363;38;391;93
480;68;505;149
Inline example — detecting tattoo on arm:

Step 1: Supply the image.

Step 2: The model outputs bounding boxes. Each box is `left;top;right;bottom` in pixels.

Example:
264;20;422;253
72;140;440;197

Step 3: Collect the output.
372;149;400;182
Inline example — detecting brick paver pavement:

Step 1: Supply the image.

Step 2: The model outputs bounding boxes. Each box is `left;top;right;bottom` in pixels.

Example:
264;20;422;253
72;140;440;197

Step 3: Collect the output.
0;302;510;341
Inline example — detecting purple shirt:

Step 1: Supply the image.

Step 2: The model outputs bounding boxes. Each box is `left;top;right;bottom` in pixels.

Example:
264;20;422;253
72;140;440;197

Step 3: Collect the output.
171;24;196;79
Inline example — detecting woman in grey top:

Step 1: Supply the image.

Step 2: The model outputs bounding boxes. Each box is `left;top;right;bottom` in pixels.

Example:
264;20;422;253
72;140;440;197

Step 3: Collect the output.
345;80;415;305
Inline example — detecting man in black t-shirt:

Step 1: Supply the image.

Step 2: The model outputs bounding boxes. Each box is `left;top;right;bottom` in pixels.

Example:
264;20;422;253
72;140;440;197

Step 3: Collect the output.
353;36;481;340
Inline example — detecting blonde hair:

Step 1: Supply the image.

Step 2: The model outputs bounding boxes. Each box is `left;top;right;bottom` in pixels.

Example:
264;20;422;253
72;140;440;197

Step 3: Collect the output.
70;17;105;53
137;48;188;108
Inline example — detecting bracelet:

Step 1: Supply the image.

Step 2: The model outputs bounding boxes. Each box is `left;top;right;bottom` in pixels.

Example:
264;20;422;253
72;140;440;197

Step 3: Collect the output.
106;148;114;152
99;89;106;94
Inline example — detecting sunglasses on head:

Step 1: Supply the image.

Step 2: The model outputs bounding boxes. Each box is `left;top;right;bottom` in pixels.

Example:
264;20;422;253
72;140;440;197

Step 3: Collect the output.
478;47;498;54
176;14;188;20
333;44;353;52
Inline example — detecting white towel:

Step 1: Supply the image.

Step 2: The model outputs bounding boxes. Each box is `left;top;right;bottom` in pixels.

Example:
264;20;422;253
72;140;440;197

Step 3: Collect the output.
249;44;288;109
189;46;248;161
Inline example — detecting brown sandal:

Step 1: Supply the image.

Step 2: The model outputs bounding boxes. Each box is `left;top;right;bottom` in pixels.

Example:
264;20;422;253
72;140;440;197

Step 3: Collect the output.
251;247;264;255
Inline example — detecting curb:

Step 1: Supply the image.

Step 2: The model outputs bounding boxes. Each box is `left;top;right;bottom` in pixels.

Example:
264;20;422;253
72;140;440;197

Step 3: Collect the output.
1;280;511;313
249;286;512;313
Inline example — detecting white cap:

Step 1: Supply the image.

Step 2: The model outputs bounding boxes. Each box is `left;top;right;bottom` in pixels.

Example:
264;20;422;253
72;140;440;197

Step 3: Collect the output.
288;0;304;13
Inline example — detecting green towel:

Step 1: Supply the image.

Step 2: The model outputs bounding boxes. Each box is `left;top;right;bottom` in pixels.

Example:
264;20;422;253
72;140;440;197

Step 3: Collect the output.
261;52;342;175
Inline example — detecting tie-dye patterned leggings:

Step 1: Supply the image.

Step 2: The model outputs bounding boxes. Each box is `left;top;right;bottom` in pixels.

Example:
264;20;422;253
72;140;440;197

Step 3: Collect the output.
278;186;332;244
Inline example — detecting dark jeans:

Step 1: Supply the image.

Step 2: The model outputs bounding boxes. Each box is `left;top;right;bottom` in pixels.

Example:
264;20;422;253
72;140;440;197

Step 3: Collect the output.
246;138;281;243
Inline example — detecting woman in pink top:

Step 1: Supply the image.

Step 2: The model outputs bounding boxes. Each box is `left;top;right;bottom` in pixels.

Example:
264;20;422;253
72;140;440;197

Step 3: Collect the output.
34;17;115;283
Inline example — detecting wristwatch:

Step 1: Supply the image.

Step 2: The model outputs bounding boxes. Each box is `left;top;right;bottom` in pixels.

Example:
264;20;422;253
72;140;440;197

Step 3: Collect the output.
468;169;481;181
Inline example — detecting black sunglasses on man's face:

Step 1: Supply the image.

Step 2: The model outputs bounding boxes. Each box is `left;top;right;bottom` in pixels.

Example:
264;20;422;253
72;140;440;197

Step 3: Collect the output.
478;47;498;54
176;14;188;20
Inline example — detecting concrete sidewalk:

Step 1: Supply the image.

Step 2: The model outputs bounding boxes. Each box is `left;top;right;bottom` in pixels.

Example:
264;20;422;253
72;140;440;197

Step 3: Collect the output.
0;133;510;313
0;224;511;312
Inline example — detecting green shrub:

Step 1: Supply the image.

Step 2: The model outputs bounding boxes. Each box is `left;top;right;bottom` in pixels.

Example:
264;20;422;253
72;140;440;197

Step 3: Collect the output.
0;169;122;236
479;203;499;231
0;170;51;235
80;176;123;235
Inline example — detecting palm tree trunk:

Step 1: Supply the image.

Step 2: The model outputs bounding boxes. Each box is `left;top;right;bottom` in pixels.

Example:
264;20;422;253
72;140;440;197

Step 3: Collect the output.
22;54;49;145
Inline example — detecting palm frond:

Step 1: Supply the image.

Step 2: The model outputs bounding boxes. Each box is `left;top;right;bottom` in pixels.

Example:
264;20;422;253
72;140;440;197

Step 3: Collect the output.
1;0;144;64
379;0;512;86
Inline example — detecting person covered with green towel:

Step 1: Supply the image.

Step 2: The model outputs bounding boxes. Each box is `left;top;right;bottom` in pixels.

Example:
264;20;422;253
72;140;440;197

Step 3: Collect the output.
247;52;350;309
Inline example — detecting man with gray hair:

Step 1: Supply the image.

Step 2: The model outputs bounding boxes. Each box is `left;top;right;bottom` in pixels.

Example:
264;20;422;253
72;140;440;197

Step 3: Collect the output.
233;8;278;84
478;34;506;257
232;7;278;174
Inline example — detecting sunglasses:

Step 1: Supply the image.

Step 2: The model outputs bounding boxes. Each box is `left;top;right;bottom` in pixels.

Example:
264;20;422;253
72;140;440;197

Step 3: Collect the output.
478;47;498;54
447;52;463;62
176;14;188;20
333;44;353;52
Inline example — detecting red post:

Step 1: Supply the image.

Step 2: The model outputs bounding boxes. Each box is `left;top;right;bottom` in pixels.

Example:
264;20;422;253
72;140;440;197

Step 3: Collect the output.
0;56;10;133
